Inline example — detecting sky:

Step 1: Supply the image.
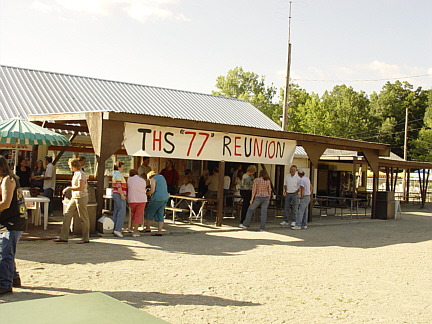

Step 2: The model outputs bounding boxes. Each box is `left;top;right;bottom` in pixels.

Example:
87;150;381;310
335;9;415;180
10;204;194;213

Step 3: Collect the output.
0;0;431;100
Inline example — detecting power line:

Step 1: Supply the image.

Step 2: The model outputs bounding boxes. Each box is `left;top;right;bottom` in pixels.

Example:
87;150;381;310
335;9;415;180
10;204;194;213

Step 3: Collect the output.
293;73;432;83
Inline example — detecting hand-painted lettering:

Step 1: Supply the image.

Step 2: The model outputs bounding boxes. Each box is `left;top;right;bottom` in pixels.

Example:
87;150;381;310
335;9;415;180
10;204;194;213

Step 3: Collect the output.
254;138;263;157
234;137;241;156
276;142;285;158
138;128;151;151
197;132;210;157
164;132;175;154
223;136;232;156
153;130;162;151
244;137;252;157
268;141;276;159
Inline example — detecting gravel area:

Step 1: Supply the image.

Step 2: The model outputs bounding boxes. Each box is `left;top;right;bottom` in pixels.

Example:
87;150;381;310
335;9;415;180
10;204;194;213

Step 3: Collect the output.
1;204;431;323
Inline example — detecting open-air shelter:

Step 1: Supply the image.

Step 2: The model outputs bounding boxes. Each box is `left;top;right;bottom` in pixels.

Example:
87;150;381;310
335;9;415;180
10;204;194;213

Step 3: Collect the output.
3;64;424;229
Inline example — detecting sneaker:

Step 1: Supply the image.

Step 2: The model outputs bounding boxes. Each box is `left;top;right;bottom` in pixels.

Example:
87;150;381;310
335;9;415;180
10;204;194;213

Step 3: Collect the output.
280;221;288;225
13;276;21;287
301;225;308;229
259;229;265;232
132;233;140;237
126;228;133;233
291;222;296;226
239;224;247;229
113;231;123;238
291;226;301;230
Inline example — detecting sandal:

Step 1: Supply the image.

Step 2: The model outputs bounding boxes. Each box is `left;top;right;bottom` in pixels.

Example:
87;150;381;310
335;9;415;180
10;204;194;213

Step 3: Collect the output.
151;233;163;236
76;240;90;244
53;238;68;243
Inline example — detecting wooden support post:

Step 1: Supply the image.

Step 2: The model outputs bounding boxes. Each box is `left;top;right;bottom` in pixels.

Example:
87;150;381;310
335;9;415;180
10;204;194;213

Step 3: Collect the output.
393;168;399;192
362;148;380;219
216;161;225;227
386;167;390;191
52;132;78;165
86;112;124;223
31;145;39;170
308;161;314;223
406;169;410;202
352;156;357;198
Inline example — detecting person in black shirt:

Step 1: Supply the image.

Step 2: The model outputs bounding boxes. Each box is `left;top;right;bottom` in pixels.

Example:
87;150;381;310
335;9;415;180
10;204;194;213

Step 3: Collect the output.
0;156;27;295
15;157;31;188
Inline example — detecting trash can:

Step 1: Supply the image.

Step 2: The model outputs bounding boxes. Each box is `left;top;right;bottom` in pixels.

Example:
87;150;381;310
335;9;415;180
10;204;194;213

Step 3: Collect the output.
375;191;395;220
62;199;97;234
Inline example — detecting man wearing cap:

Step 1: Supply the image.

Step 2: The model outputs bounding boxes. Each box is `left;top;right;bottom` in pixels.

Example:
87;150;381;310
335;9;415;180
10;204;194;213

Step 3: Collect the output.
281;165;300;226
292;170;312;230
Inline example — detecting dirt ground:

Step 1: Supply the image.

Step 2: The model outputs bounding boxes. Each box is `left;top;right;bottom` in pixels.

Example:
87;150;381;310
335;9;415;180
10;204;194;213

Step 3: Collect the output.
1;204;431;323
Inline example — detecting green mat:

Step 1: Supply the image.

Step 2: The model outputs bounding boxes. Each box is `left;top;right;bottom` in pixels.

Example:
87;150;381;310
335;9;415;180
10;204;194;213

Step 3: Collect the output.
0;292;169;323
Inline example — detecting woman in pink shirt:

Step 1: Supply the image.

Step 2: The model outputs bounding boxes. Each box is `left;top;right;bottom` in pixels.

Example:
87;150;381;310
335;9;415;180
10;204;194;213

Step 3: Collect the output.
239;169;272;231
127;169;147;237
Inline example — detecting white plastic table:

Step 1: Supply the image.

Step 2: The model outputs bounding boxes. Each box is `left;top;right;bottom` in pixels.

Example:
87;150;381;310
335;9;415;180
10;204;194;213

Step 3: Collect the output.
24;196;50;230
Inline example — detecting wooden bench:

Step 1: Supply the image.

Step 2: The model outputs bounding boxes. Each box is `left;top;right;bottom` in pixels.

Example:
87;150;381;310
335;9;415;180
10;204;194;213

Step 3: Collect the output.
164;206;189;224
313;205;332;218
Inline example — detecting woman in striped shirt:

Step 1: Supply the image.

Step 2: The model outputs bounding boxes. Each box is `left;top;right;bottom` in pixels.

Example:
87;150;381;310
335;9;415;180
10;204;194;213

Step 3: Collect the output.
112;161;127;237
239;169;272;231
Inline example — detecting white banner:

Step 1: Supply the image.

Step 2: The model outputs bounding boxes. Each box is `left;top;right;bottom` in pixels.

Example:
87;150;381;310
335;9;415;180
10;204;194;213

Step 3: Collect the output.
124;123;296;165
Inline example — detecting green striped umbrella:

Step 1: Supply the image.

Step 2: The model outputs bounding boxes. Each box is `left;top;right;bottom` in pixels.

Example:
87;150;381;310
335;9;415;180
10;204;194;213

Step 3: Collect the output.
0;117;70;146
0;117;70;171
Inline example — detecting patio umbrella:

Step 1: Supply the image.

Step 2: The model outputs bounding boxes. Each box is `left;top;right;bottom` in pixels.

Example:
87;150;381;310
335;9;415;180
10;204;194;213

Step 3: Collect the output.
0;117;70;170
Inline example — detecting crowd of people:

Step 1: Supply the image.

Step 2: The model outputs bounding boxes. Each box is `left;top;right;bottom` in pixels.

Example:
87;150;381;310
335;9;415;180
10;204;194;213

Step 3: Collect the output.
0;155;313;295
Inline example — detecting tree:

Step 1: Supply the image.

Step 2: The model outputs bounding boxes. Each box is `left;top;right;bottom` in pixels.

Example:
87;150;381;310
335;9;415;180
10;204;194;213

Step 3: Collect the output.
369;81;428;159
272;84;312;132
212;66;279;120
411;89;432;161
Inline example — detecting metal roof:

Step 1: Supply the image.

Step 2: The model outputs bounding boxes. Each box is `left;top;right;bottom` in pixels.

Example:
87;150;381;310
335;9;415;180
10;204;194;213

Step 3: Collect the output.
0;65;282;131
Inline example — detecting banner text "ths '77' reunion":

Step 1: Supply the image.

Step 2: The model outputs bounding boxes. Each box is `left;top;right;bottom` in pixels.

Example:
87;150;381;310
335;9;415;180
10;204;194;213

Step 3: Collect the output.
124;123;296;165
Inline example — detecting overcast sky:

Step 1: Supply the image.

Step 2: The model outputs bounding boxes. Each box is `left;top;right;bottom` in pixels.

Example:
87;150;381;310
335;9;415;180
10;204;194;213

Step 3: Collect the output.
1;0;431;100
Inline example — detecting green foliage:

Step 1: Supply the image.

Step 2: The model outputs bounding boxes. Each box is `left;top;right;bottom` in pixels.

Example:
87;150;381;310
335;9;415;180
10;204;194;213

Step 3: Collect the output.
411;90;432;161
213;68;432;161
369;81;428;159
212;66;278;119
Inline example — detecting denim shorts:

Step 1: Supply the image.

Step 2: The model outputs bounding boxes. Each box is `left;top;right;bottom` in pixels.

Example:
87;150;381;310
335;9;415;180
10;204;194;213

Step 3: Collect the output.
146;199;168;222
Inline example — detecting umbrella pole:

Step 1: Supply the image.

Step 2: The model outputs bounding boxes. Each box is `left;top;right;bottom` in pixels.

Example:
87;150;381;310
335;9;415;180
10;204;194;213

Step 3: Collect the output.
14;145;19;174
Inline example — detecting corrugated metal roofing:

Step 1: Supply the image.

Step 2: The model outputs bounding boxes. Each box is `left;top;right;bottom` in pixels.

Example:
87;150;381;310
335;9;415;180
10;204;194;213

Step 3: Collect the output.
0;65;282;131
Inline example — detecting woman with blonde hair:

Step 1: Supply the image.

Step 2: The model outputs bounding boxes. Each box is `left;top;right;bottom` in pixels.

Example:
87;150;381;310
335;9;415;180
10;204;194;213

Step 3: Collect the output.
54;158;89;243
144;171;169;236
240;169;272;231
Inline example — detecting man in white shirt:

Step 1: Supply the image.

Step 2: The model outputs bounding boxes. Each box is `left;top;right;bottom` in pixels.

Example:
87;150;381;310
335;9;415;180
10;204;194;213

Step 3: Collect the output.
41;156;56;216
178;176;196;219
292;170;312;230
281;165;300;226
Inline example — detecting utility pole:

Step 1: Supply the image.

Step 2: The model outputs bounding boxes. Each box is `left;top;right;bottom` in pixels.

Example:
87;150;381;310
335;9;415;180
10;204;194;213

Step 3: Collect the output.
282;1;292;131
402;106;409;201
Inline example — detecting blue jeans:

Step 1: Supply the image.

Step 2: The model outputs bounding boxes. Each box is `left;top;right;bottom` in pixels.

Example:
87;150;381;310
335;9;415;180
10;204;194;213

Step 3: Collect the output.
112;193;127;232
0;231;22;289
284;193;299;222
296;195;310;227
243;196;270;230
42;188;54;214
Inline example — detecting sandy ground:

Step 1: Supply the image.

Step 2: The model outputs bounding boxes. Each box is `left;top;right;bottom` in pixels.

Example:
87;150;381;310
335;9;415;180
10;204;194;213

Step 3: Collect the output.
1;204;431;323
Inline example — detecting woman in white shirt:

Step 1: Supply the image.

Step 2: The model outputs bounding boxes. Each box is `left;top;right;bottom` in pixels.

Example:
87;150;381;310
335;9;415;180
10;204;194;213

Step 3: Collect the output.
127;169;147;237
54;158;89;244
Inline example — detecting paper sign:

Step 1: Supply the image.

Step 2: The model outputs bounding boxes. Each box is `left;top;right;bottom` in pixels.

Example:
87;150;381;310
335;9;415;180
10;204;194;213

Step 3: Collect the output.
124;123;296;165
